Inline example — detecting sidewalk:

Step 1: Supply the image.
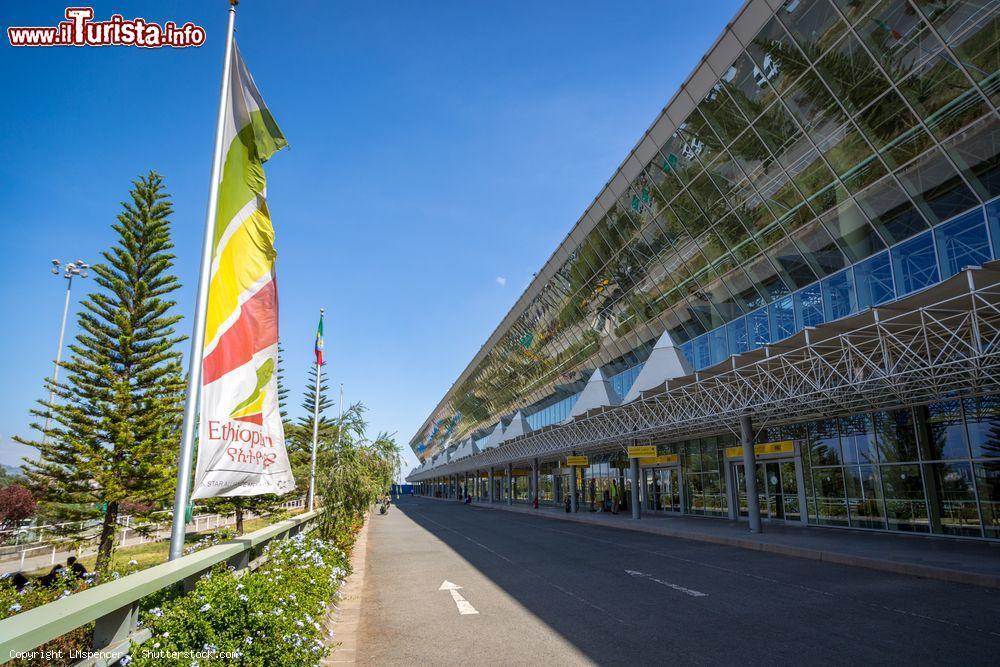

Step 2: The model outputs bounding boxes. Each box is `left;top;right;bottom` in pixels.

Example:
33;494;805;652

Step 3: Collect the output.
419;495;1000;589
322;515;370;665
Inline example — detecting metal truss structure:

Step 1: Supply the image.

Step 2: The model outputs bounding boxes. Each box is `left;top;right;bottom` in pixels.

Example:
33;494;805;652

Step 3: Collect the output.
409;263;1000;481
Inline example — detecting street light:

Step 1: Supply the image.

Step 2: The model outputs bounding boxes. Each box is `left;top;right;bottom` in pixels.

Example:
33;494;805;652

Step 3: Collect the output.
43;259;89;440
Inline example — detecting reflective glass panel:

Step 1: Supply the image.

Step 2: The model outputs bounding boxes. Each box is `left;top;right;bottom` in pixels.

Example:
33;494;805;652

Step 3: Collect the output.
779;0;849;57
792;217;850;276
820;199;887;261
974;461;1000;538
812;467;849;525
709;327;729;365
964;395;1000;458
821;267;858;320
874;409;919;462
895;147;980;225
810;418;842;465
855;0;942;82
846;465;886;528
854;175;929;244
891;230;940;295
854;250;895;308
881;464;930;532
896;50;991;140
924;400;970;460
769;295;796;341
728;316;749;355
989;199;1000;259
934;208;992;277
747;17;811;96
841;413;879;463
815;33;891;114
941;112;1000;201
928;462;981;536
795;283;824;328
930;0;1000;105
747;307;770;350
720;51;780;119
855;89;934;169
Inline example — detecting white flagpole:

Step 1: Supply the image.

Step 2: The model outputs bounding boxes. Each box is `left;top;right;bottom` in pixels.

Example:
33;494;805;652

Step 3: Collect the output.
169;0;238;561
307;308;323;511
337;383;344;447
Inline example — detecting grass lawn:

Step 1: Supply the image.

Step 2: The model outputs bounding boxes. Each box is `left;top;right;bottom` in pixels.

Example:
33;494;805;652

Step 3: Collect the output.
26;510;302;576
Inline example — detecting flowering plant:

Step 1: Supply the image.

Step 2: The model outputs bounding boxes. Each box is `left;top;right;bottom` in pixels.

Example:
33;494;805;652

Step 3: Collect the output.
132;532;349;666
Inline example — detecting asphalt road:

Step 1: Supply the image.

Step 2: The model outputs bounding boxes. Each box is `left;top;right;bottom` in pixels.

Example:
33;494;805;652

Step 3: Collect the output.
356;496;999;666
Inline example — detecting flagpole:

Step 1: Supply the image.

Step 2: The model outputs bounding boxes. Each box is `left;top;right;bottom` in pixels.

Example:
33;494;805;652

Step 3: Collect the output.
307;308;323;511
169;0;238;561
337;383;344;448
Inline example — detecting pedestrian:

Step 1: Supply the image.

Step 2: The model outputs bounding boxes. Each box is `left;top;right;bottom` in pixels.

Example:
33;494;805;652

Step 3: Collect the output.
611;480;620;514
38;563;64;587
67;556;87;578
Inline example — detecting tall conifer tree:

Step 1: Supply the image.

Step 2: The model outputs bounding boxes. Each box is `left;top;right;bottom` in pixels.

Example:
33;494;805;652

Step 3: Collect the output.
17;172;185;571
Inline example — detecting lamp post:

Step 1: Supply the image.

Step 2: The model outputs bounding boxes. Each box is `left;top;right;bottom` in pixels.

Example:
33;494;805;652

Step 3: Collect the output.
43;259;89;440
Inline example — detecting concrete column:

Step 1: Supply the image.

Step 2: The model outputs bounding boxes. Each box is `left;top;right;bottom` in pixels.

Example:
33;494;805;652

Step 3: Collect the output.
741;413;762;533
630;456;641;520
532;458;539;505
488;468;495;503
569;467;578;512
506;463;513;505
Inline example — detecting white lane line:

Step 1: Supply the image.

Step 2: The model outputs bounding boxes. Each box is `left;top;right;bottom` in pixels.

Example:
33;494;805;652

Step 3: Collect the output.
625;569;708;597
440;580;479;615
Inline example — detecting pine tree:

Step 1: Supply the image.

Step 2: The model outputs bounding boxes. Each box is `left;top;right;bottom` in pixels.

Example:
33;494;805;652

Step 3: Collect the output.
288;363;335;487
17;172;185;572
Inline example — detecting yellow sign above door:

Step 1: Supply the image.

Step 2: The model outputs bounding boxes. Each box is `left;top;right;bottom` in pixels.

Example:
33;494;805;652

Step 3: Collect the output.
725;441;795;458
627;445;657;458
565;455;589;467
639;454;678;466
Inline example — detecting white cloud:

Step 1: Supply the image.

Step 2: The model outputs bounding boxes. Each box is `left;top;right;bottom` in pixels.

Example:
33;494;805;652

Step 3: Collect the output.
495;276;507;287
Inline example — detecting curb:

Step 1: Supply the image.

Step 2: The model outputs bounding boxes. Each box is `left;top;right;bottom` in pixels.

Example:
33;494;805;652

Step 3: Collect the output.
321;514;371;665
416;496;1000;590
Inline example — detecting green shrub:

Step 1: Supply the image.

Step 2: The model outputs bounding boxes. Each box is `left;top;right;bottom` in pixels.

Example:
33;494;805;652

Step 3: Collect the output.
131;532;349;666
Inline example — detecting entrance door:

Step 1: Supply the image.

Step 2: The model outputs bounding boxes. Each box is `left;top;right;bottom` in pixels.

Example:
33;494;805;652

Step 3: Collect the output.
644;467;681;512
734;459;799;522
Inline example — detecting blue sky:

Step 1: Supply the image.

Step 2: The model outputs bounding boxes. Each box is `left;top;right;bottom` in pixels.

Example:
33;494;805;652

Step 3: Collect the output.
0;0;741;476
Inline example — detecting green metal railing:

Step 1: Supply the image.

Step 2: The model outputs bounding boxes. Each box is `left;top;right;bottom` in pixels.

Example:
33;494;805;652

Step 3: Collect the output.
0;508;323;666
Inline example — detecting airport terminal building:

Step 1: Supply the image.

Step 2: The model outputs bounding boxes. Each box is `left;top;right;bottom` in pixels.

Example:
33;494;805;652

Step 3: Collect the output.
406;0;1000;542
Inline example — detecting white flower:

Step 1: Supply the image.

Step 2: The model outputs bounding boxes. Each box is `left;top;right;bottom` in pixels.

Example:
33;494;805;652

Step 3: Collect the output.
239;594;248;602
153;642;161;649
8;603;21;612
244;637;253;645
199;603;211;612
120;656;132;666
235;583;244;591
127;559;138;566
149;607;164;618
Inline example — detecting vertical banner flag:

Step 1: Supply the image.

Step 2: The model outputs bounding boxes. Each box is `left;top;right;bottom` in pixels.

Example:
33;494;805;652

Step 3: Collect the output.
192;43;294;499
315;312;324;367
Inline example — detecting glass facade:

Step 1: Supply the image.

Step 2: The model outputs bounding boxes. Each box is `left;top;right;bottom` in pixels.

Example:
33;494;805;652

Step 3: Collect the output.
413;0;1000;542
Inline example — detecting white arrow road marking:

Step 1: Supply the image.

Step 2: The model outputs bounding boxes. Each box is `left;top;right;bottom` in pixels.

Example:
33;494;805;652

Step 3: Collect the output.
625;569;708;597
439;580;479;615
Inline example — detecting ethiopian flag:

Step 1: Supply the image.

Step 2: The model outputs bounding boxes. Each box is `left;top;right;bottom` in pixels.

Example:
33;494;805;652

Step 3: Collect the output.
315;311;324;367
192;43;295;499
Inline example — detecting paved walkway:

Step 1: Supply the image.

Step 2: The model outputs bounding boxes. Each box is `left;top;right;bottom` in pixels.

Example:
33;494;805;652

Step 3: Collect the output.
356;496;999;665
322;516;370;665
423;495;1000;589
